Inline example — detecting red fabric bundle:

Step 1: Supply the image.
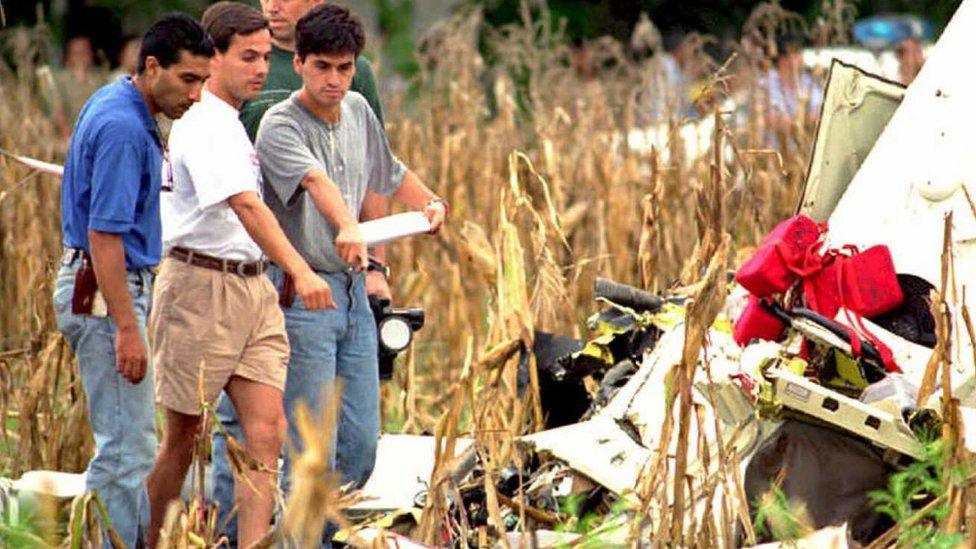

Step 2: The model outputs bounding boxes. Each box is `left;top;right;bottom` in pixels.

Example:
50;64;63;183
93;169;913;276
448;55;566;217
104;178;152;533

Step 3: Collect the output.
801;244;904;372
732;213;904;374
841;245;904;317
803;245;903;319
734;296;786;346
735;214;825;296
802;253;844;318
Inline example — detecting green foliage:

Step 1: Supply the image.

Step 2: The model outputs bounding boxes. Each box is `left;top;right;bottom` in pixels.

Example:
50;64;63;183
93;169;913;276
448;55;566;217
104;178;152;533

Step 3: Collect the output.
465;0;959;44
870;441;942;523
377;0;420;77
89;0;209;19
0;494;47;548
0;522;47;549
868;439;966;548
555;492;602;534
752;484;813;541
383;398;407;433
554;494;631;546
0;489;119;548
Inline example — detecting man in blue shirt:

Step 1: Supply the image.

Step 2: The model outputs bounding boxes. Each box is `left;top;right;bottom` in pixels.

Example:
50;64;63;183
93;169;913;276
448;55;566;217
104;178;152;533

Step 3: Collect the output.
53;14;213;547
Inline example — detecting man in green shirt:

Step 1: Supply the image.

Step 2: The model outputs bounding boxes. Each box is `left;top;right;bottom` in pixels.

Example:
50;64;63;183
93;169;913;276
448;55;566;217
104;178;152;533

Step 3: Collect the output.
212;2;394;544
239;1;392;302
239;0;384;141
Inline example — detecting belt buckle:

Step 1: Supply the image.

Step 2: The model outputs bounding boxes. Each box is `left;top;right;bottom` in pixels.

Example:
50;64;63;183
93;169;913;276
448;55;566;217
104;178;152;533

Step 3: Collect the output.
236;261;249;276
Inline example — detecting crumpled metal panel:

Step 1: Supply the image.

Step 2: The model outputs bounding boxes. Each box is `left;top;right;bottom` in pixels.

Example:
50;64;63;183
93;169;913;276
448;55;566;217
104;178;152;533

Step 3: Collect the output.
519;415;651;496
353;434;473;512
520;321;761;498
825;0;976;374
799;60;905;222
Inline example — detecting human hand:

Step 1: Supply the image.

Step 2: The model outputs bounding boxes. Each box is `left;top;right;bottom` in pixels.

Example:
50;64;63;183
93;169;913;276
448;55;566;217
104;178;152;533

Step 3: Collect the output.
336;224;368;270
115;324;147;384
365;270;392;302
424;199;447;234
295;270;336;310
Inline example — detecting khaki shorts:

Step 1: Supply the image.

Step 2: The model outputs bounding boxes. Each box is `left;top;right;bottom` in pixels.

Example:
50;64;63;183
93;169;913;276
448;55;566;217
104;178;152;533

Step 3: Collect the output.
150;257;288;415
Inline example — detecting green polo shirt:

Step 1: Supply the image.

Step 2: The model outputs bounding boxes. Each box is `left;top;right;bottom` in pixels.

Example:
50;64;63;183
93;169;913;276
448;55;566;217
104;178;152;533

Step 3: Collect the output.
240;44;384;142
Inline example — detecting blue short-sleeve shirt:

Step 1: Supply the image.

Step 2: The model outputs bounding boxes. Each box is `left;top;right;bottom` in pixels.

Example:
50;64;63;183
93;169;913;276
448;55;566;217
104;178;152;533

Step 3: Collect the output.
61;76;163;270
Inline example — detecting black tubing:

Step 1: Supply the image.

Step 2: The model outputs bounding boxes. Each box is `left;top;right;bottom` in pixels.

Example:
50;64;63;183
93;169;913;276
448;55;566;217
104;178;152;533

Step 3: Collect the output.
594;278;663;312
761;300;887;383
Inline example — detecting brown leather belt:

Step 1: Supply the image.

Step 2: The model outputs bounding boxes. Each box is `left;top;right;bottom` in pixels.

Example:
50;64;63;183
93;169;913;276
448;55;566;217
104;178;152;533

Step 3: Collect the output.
169;247;267;277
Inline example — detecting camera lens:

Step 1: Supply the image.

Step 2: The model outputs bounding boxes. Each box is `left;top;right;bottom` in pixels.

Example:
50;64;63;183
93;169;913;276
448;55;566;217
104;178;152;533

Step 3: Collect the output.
379;316;413;352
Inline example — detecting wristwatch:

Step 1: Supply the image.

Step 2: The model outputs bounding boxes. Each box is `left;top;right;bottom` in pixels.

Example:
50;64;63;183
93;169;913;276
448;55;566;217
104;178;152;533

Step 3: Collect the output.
367;256;390;279
427;196;450;216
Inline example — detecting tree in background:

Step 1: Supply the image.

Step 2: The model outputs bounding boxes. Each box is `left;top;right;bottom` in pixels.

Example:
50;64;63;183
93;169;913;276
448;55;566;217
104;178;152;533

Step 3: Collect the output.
472;0;960;44
1;0;964;73
378;0;420;77
2;0;207;67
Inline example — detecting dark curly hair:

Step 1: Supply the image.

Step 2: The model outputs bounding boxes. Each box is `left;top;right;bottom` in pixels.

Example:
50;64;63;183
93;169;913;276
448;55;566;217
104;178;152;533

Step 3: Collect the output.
137;13;214;74
295;4;365;61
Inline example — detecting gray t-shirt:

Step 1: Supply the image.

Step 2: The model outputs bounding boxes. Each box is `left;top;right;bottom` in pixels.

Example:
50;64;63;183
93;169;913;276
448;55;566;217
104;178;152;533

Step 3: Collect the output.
256;91;406;272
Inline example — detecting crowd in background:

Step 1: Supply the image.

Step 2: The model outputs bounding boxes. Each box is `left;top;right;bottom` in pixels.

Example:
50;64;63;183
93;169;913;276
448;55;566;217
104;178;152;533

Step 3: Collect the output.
37;11;930;151
38;34;142;141
571;27;927;139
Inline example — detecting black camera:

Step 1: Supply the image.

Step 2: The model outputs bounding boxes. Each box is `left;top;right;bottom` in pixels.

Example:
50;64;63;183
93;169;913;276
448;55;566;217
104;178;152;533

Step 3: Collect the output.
368;295;425;380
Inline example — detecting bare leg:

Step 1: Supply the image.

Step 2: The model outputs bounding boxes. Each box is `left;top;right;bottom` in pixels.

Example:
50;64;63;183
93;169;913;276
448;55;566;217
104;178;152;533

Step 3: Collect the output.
225;375;286;547
146;409;202;548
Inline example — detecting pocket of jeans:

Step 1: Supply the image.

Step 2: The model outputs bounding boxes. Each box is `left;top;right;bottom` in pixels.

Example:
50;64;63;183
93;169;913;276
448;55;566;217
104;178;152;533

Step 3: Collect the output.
55;309;84;350
54;283;76;336
53;270;76;316
53;285;72;315
133;286;152;321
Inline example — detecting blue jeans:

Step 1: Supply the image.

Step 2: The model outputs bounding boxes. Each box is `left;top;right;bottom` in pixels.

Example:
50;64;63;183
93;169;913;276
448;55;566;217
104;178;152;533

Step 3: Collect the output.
211;266;380;546
53;252;156;548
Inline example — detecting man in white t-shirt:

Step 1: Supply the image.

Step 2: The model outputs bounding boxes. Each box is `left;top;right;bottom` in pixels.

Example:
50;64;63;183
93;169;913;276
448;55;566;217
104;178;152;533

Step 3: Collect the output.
144;3;333;547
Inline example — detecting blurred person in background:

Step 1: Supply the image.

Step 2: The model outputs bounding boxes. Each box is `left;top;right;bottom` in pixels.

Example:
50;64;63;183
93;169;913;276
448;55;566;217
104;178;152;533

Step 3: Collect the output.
111;35;143;80
51;35;107;140
653;29;693;121
645;30;709;122
662;30;690;92
570;37;596;80
761;32;824;146
896;36;925;85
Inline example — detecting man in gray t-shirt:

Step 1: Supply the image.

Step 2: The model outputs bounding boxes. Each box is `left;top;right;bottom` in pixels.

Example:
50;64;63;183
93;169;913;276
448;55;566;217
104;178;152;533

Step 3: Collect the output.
212;5;448;545
257;90;404;272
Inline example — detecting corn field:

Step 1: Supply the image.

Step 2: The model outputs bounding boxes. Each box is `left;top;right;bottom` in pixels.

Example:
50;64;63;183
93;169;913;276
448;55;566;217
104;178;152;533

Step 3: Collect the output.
0;2;869;547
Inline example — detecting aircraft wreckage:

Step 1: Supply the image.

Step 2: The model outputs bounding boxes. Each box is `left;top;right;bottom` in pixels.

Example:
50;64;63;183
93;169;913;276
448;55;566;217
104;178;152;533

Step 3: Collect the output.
5;0;976;547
